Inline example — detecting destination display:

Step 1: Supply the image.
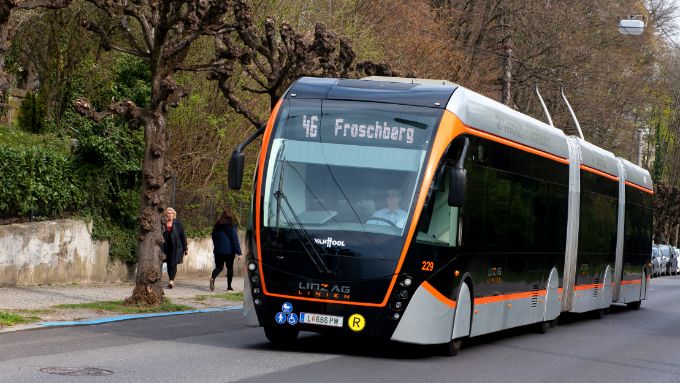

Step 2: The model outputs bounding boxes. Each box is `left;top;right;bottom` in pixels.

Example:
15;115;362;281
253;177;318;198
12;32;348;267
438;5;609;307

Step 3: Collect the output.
280;99;438;149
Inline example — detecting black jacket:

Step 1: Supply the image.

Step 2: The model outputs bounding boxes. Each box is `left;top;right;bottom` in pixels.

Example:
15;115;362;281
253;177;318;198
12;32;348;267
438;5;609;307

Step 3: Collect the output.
161;219;188;266
211;223;242;255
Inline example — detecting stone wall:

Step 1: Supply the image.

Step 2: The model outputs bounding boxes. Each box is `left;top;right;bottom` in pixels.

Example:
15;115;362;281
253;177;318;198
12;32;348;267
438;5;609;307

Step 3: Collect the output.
176;232;247;279
0;219;246;287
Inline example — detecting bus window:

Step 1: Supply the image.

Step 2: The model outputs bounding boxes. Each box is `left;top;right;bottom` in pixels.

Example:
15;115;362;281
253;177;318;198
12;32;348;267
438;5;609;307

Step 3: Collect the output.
417;166;460;247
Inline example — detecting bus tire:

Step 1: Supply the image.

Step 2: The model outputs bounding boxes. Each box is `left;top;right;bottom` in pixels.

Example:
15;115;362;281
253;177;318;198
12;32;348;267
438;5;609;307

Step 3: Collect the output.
626;300;641;310
264;326;299;344
536;321;550;334
592;309;604;319
440;339;463;357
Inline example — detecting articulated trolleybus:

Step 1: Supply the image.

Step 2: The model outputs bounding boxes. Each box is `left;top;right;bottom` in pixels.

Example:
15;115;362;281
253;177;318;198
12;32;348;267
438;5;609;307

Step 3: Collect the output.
228;76;653;355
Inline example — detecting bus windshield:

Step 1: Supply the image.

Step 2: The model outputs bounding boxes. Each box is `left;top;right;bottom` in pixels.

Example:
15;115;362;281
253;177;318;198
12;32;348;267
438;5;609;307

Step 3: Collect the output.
262;99;440;241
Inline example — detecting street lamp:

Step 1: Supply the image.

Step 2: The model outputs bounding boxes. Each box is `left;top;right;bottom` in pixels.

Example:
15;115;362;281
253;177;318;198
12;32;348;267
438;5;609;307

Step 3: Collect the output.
618;15;646;166
618;17;645;36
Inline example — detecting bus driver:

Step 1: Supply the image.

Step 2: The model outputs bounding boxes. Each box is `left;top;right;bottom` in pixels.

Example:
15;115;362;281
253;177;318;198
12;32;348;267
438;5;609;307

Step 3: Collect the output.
367;188;407;228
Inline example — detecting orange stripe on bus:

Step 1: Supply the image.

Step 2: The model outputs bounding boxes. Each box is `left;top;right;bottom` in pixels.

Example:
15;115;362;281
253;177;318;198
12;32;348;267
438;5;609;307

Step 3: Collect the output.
381;111;465;306
254;98;386;307
625;181;654;195
255;99;283;297
574;283;604;291
580;164;619;181
463;126;570;164
474;290;547;305
422;281;457;308
620;279;642;285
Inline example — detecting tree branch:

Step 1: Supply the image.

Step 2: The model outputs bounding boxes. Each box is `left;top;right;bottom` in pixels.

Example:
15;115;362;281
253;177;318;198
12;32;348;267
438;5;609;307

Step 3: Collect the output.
74;97;149;126
80;18;149;58
16;0;71;10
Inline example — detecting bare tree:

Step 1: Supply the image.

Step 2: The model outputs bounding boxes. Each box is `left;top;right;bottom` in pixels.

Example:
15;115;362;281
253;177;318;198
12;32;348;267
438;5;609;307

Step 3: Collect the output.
75;1;235;305
0;0;71;98
182;0;404;129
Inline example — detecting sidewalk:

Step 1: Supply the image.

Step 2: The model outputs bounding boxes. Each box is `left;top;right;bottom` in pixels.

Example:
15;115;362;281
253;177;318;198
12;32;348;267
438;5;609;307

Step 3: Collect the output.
0;276;244;333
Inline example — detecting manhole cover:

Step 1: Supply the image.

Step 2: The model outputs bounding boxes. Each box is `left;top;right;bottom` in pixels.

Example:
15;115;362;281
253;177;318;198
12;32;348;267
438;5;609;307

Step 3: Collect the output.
39;367;114;376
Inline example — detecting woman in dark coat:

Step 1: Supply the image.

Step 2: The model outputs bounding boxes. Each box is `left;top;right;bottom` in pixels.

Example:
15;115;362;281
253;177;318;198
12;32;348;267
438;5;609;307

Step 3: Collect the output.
210;210;242;291
161;207;188;289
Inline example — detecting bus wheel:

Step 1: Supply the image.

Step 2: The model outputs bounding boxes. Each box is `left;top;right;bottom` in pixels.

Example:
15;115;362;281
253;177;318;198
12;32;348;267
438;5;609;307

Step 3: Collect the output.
626;300;641;310
264;327;299;345
440;339;463;357
536;321;550;334
592;309;604;319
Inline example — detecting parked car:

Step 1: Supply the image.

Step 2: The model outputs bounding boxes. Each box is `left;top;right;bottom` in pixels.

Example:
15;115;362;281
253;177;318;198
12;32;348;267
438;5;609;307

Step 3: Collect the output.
669;247;678;276
652;245;662;277
658;244;677;276
674;246;680;274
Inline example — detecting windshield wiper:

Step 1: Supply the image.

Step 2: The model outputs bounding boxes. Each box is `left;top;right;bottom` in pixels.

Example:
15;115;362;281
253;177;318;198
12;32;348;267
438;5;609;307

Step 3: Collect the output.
270;140;286;235
394;117;427;130
275;159;284;236
275;189;333;275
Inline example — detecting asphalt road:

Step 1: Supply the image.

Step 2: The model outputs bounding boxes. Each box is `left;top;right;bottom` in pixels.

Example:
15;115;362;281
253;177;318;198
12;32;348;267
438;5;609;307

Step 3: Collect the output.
2;277;680;383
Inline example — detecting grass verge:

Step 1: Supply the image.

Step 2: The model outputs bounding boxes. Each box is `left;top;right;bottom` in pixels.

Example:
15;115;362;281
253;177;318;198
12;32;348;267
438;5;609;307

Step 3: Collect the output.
0;311;40;327
53;299;194;314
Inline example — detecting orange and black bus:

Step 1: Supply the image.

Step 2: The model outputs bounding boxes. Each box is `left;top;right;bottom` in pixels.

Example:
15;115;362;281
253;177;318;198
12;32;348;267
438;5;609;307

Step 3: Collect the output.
228;77;653;355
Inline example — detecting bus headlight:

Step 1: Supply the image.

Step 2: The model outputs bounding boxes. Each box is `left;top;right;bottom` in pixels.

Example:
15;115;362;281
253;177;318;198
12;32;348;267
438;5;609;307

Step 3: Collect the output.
248;262;257;271
402;277;412;287
251;274;260;285
398;289;409;299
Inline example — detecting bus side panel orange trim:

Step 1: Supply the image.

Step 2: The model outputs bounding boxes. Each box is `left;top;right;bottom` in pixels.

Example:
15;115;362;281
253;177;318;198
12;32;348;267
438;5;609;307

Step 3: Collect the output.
422;281;457;308
464;126;569;164
573;283;604;291
620;279;642;285
474;290;547;305
580;164;619;181
255;99;283;296
625;181;654;195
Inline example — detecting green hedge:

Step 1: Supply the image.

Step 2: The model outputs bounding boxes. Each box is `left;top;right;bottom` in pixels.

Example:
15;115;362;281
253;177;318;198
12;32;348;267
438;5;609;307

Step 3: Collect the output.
0;145;83;216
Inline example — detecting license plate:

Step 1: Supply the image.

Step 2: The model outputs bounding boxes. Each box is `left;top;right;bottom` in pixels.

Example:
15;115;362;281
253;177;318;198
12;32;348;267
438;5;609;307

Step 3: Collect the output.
299;312;344;328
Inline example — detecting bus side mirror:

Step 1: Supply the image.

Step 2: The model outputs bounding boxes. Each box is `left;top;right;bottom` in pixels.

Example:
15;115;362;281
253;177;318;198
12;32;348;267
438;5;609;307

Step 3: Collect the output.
228;150;245;190
227;125;266;190
448;167;466;207
448;136;469;207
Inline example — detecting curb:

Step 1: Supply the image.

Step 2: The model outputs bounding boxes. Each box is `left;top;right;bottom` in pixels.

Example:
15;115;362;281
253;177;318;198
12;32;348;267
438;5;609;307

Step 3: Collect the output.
0;305;243;333
40;305;244;327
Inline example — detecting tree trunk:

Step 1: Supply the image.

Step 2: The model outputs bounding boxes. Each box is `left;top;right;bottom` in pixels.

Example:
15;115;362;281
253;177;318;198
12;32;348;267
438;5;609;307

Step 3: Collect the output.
0;2;15;97
125;116;169;306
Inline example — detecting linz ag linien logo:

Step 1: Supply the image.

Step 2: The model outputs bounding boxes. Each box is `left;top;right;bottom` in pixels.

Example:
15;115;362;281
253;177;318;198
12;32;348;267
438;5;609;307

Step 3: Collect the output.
298;282;351;300
313;237;345;248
